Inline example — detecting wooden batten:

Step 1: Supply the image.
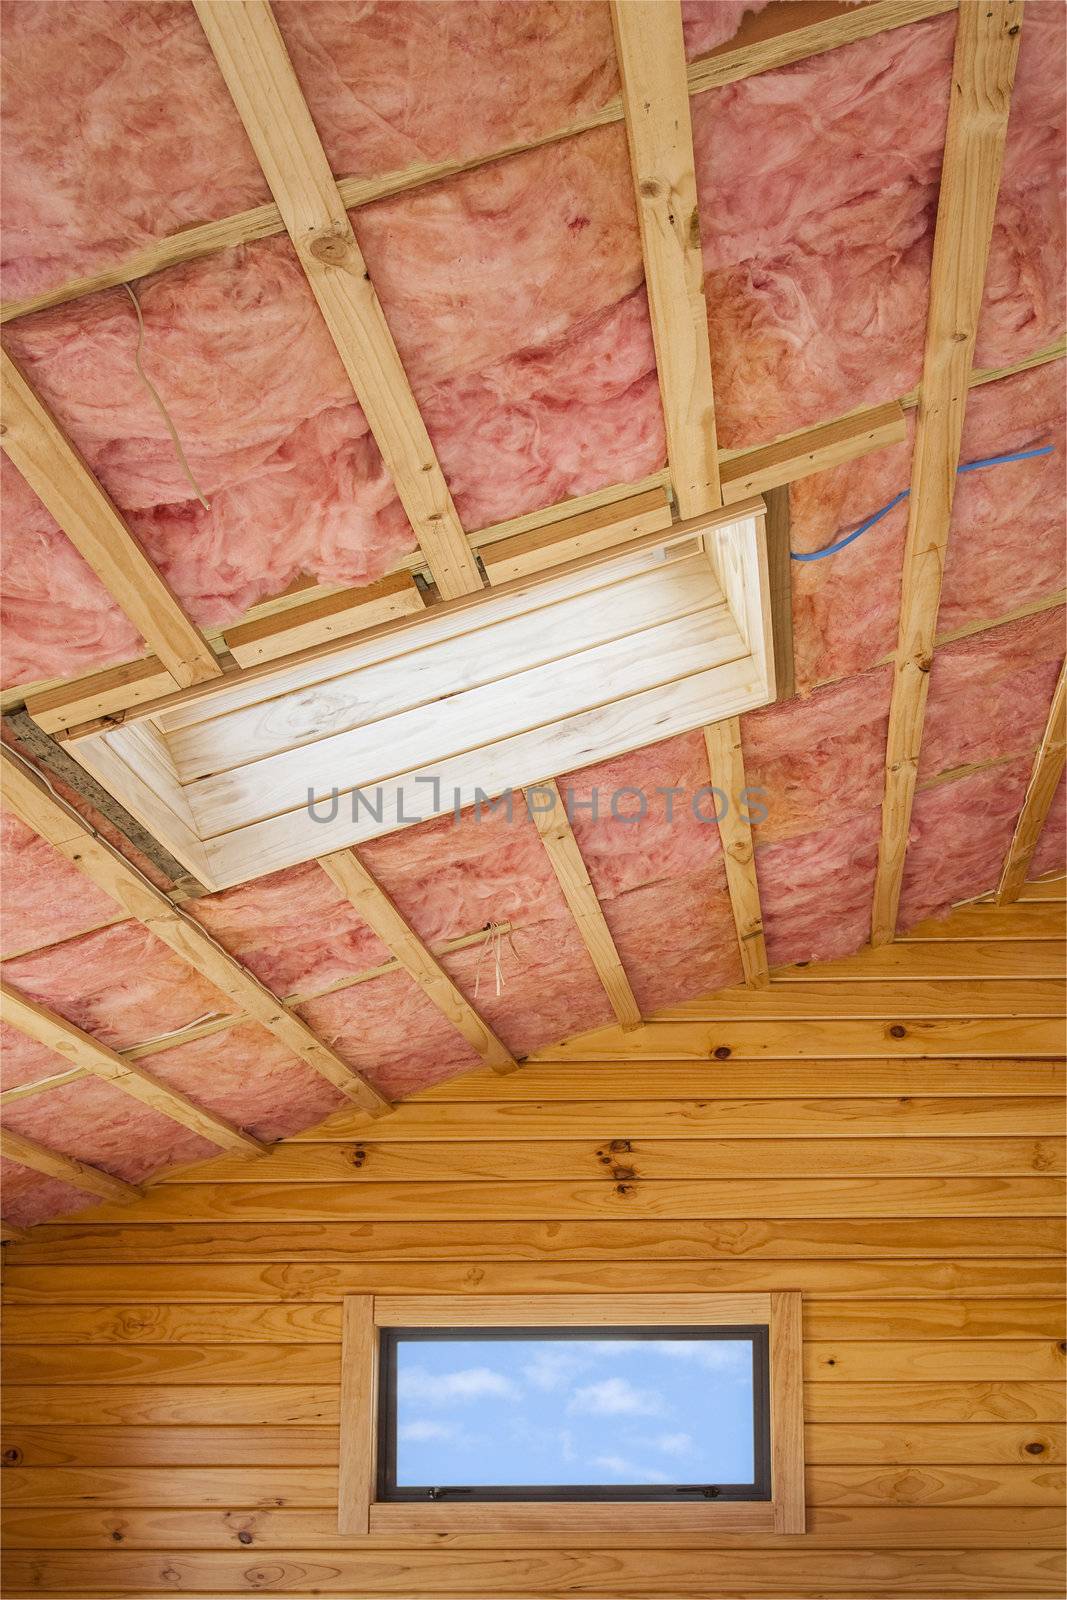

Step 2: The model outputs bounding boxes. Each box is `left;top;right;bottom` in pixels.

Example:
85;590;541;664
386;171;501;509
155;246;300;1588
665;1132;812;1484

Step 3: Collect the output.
703;719;770;987
997;666;1067;904
224;574;425;668
870;0;1023;946
719;400;908;505
317;850;519;1074
612;0;721;515
525;778;641;1031
0;352;220;691
0;1128;140;1206
193;0;483;601
481;487;673;585
0;746;390;1116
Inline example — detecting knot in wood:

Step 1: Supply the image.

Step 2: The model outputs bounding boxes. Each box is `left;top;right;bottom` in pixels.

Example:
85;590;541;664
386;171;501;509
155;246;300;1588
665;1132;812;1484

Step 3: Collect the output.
888;1024;907;1039
1025;1441;1046;1455
309;232;351;266
713;1045;732;1060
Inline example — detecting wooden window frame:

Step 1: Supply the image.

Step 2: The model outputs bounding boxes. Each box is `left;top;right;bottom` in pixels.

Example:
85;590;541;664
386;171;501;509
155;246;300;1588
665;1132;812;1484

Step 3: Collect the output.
339;1292;804;1535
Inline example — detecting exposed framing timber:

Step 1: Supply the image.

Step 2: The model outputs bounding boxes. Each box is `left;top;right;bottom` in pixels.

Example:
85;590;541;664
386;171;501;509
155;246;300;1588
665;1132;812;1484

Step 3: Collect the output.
763;486;795;704
870;0;1024;946
193;0;482;601
0;982;266;1155
0;2;958;330
0;1221;29;1243
611;0;720;515
524;779;641;1030
703;719;770;988
0;746;391;1115
224;573;425;667
0;1126;140;1205
996;665;1066;904
719;401;907;505
317;851;519;1074
0;351;221;689
481;487;672;585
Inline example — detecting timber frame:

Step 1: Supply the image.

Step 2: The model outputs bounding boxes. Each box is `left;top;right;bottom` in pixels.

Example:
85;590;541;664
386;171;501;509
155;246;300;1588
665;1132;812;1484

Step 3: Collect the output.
0;0;1063;1189
338;1293;805;1536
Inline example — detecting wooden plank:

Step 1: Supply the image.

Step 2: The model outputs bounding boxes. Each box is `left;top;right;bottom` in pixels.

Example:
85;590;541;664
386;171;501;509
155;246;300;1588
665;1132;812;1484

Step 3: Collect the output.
224;574;425;667
5;1217;1060;1269
770;1290;806;1533
805;1341;1065;1383
481;487;672;585
373;1292;770;1328
0;746;389;1115
525;777;641;1029
655;978;1067;1016
771;944;1067;980
337;1296;375;1536
0;983;265;1155
156;1134;1067;1183
67;1174;1065;1224
0;1220;28;1242
4;1546;1061;1594
194;0;483;600
611;0;720;514
704;718;769;984
4;1258;1058;1308
805;1423;1065;1465
0;1129;139;1206
532;1015;1064;1060
0;350;221;688
6;1216;1062;1267
763;485;795;702
317;850;518;1073
26;658;182;737
1;1506;1061;1555
997;666;1067;902
901;902;1064;940
720;401;907;505
870;0;1024;944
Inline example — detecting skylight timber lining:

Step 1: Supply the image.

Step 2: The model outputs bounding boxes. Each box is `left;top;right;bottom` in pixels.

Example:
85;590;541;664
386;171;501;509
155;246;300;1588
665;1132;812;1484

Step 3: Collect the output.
54;501;773;892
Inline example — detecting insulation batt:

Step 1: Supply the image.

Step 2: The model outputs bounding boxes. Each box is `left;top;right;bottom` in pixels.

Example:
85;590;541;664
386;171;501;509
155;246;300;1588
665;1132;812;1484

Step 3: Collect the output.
939;363;1067;638
1;921;236;1051
4;8;1062;684
741;668;892;842
897;757;1034;930
0;1021;67;1093
0;1157;91;1228
0;809;124;957
135;1021;345;1144
1031;773;1066;881
1;1076;216;1184
755;808;881;969
596;866;743;1015
919;607;1067;782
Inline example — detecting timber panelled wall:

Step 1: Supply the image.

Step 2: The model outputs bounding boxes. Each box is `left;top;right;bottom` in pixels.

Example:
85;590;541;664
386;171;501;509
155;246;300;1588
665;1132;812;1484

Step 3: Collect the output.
1;889;1065;1598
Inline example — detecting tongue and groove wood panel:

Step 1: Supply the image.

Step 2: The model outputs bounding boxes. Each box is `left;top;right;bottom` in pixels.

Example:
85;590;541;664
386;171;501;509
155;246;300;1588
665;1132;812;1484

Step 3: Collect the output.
1;892;1063;1596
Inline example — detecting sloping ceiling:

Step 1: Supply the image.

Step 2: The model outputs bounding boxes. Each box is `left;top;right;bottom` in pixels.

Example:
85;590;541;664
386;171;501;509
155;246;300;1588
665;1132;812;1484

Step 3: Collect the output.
1;0;1064;1231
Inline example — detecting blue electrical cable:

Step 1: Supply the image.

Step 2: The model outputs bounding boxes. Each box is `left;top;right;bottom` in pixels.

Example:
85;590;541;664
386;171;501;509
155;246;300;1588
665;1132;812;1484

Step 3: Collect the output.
790;443;1054;562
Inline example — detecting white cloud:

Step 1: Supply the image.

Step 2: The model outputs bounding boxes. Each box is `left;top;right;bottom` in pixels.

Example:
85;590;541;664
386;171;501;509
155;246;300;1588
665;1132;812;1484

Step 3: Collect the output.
648;1431;694;1457
398;1419;453;1442
398;1365;520;1406
650;1340;751;1375
569;1377;664;1417
522;1348;590;1392
593;1453;671;1485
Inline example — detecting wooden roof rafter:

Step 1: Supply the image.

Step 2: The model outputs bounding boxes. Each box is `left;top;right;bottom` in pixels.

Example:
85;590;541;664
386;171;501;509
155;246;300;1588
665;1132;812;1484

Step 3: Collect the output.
0;745;391;1117
317;850;519;1074
0;1125;141;1206
870;0;1025;946
704;719;770;988
193;0;483;602
0;981;267;1155
996;665;1066;904
0;351;222;692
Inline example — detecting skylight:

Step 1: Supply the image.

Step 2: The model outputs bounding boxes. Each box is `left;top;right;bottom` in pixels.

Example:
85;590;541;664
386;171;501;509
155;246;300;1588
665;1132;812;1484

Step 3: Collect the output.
377;1326;770;1502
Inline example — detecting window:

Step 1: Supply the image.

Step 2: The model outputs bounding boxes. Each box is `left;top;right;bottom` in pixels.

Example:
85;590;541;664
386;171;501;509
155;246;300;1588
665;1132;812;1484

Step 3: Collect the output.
339;1294;804;1535
378;1325;770;1502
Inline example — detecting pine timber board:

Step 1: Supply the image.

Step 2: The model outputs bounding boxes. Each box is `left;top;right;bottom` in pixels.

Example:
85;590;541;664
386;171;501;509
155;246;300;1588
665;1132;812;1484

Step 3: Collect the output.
1;900;1062;1596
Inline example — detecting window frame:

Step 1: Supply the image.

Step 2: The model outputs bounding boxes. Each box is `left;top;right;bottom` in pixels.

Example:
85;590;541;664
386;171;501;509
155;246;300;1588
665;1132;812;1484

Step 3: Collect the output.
339;1293;804;1535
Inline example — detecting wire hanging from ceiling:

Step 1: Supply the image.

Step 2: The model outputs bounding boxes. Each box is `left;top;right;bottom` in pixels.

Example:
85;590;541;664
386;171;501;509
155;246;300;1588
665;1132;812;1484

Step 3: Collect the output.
790;444;1054;562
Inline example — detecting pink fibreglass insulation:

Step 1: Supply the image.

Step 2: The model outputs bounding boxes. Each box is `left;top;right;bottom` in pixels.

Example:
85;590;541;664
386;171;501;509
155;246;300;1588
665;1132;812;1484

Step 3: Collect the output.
1030;773;1066;881
756;808;881;968
1;1075;216;1183
135;1021;345;1143
0;1156;92;1227
897;756;1035;930
741;668;892;842
919;607;1066;782
1;921;236;1050
297;972;483;1099
0;1021;67;1093
1;808;124;956
596;865;743;1015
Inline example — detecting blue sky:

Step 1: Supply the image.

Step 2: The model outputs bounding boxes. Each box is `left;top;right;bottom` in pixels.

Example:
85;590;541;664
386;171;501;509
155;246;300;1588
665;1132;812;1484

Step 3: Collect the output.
393;1335;755;1489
